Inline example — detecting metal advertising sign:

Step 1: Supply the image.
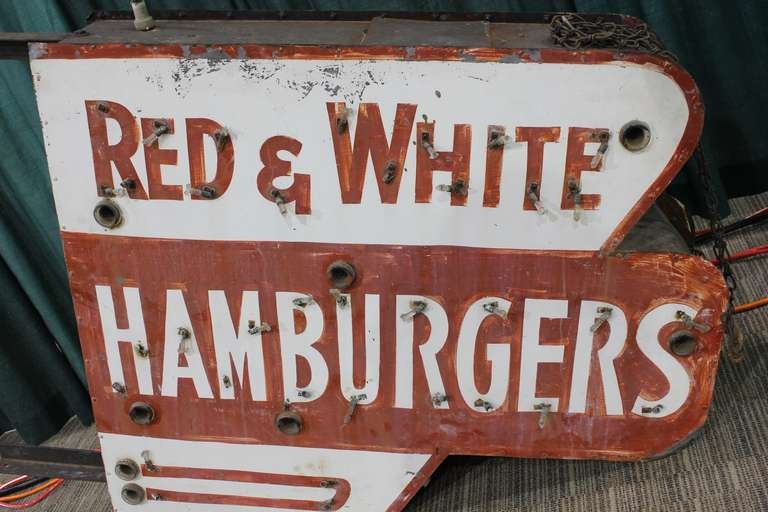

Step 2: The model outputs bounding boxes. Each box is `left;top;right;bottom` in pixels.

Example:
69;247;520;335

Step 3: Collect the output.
31;24;726;511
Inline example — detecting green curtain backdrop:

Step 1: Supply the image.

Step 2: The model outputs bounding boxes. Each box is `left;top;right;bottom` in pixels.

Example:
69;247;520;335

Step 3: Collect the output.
0;0;765;443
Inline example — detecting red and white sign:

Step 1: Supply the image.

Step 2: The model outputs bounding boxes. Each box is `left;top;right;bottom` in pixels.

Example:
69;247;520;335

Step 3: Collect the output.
31;42;724;511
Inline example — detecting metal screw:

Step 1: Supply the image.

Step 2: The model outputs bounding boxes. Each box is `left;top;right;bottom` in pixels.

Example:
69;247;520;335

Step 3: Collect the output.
329;289;348;307
641;404;664;415
336;107;353;134
343;394;367;424
247;321;272;335
382;160;398;184
292;295;315;308
488;130;511;149
675;311;710;333
135;342;149;358
431;392;448;406
270;189;288;215
526;182;547;215
223;375;232;388
436;179;468;196
120;178;136;191
483;301;507;318
420;132;438;159
400;300;427;321
297;390;311;398
187;184;217;199
97;102;110;113
591;130;611;168
590;307;613;333
567;178;583;221
142;119;169;146
177;327;191;354
141;450;158;472
534;402;552;429
112;382;127;394
474;398;494;412
99;185;124;198
213;128;230;153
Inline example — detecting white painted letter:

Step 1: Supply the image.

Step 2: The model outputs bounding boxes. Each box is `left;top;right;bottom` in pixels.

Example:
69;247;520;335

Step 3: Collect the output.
275;292;328;403
161;289;214;399
568;301;627;415
518;298;568;412
456;297;511;412
395;295;449;409
208;290;267;401
337;294;380;404
632;303;694;417
95;285;153;395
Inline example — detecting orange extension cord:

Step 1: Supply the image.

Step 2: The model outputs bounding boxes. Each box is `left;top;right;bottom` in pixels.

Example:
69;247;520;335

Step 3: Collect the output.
708;244;768;315
0;478;63;509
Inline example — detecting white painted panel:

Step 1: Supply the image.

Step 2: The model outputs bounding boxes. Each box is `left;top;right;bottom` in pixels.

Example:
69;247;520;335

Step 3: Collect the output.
32;57;688;250
100;433;431;511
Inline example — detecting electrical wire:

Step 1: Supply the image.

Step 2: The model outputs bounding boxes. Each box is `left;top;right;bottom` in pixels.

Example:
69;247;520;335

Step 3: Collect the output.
695;206;768;242
0;479;63;509
711;244;768;265
0;478;27;492
0;479;47;498
735;297;768;314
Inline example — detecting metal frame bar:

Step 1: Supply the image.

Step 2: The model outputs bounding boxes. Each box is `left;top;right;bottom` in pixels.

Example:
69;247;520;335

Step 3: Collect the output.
0;444;105;482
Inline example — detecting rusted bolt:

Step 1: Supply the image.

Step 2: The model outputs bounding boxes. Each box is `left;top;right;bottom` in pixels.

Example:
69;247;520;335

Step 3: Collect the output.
177;327;191;354
474;398;493;411
121;483;146;505
401;300;427;321
619;121;651;152
668;329;697;356
114;459;140;481
335;107;352;134
320;480;338;488
297;390;311;398
382;160;397;184
213;128;230;153
487;130;510;149
270;188;288;215
112;382;126;394
326;260;357;290
97;102;110;113
591;130;611;168
248;321;272;335
93;199;123;229
275;410;303;436
534;402;552;429
142;119;169;146
436;179;468;196
431;392;448;406
188;184;217;199
128;402;156;426
141;450;158;472
135;342;149;358
119;178;136;191
223;375;232;388
292;296;315;308
641;404;664;414
420;132;437;159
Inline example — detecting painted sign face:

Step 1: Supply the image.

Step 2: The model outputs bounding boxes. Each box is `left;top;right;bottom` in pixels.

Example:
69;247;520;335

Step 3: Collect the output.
32;43;724;511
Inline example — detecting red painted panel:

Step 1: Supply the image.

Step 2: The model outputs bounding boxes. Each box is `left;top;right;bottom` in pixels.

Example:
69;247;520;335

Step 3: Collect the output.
64;233;726;461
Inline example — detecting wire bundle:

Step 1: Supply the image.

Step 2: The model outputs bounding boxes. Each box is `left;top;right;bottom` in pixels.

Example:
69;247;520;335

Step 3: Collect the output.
0;476;63;509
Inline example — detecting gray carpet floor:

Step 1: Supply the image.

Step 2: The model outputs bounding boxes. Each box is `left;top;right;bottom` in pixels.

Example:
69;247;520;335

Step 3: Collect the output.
2;194;767;511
